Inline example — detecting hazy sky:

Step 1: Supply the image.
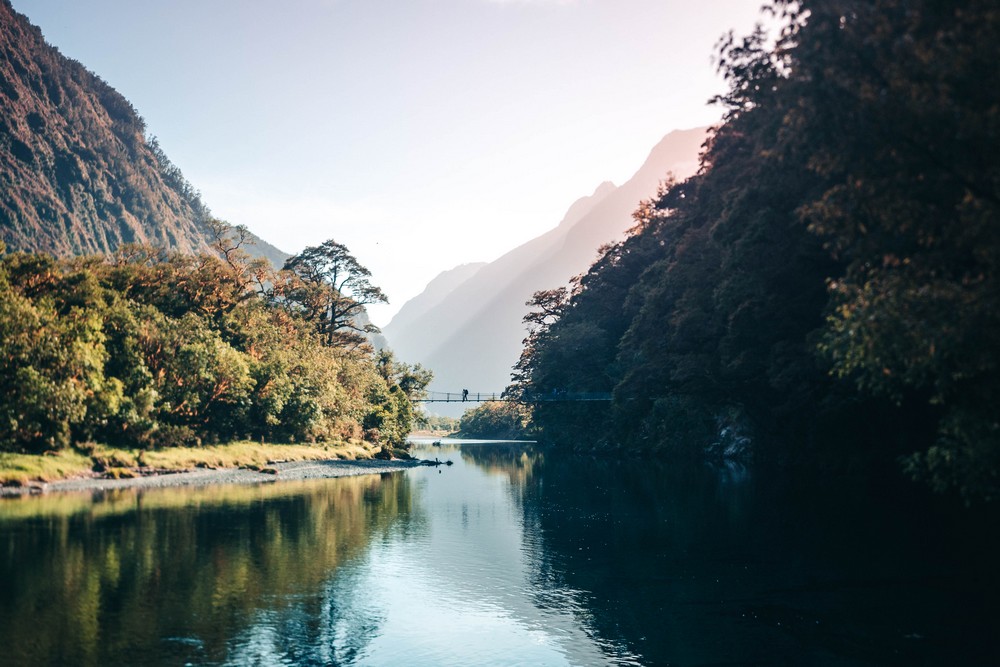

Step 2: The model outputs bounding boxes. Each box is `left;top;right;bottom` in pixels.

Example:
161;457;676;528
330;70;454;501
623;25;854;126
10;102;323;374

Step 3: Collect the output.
12;0;766;325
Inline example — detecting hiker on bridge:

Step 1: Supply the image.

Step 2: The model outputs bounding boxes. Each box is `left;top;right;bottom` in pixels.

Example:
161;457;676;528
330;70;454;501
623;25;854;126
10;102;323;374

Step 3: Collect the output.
462;389;469;402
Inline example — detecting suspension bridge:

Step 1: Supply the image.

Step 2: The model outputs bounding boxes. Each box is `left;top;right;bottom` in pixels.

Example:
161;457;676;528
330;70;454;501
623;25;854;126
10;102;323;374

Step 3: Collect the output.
415;390;612;403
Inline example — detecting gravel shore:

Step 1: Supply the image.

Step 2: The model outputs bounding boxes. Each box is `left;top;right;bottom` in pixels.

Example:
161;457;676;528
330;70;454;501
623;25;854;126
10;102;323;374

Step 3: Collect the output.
1;458;428;498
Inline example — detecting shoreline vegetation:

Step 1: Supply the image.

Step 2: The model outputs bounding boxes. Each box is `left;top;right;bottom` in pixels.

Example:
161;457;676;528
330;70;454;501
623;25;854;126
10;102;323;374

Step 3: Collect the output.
455;401;533;441
0;440;422;497
507;1;1000;502
0;224;435;493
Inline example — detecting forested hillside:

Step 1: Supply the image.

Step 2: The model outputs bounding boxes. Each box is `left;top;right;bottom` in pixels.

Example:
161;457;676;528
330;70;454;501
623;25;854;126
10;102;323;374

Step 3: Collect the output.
0;0;284;266
514;0;1000;501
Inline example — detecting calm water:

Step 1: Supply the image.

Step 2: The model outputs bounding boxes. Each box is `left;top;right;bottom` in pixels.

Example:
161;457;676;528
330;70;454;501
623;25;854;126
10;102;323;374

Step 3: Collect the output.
1;439;998;666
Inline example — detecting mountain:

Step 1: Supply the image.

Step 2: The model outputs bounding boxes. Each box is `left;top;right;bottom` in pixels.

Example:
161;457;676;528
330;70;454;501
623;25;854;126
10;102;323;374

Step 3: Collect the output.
0;0;285;266
384;181;616;370
384;262;487;341
0;1;400;355
384;126;708;413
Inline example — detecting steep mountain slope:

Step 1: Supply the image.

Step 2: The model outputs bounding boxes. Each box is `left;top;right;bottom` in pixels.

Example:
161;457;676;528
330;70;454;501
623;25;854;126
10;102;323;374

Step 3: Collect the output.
385;180;617;366
0;1;405;356
0;0;284;264
383;262;487;342
385;127;707;412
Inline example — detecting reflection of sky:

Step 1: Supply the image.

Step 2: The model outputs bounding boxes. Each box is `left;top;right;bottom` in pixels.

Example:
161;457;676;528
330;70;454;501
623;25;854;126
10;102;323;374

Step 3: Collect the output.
224;441;638;665
348;443;637;665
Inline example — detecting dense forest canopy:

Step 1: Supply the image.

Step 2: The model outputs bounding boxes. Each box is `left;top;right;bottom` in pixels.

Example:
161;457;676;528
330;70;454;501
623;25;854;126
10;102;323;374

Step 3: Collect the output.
512;0;1000;501
0;223;430;454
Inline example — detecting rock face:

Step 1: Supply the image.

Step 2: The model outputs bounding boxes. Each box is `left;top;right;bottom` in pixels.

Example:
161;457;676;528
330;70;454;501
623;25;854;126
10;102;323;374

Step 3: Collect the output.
384;127;709;415
0;0;284;267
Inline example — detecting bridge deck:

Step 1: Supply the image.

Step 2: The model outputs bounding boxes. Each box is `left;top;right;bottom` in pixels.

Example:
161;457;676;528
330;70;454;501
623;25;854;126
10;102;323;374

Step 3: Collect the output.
416;392;611;403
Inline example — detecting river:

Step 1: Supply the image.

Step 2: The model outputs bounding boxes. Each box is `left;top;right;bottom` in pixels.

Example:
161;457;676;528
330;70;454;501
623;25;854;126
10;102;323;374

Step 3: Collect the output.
0;438;997;666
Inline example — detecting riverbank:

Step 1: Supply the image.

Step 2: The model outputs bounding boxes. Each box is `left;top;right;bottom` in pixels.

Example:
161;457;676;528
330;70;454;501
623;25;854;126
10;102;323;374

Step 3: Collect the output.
408;429;458;438
1;457;425;498
0;440;422;498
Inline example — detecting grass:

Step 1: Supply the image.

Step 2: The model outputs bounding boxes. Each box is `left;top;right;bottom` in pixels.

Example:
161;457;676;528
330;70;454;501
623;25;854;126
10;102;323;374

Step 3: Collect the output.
0;440;376;487
0;450;95;486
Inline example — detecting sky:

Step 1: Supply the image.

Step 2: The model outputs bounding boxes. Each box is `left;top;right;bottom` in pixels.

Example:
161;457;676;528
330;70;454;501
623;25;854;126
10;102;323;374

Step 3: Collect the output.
11;0;767;326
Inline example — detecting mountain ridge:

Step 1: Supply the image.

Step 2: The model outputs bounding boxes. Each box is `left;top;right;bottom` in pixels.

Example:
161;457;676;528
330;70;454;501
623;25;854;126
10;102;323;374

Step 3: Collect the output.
384;262;487;340
385;126;709;412
0;0;286;266
384;179;620;359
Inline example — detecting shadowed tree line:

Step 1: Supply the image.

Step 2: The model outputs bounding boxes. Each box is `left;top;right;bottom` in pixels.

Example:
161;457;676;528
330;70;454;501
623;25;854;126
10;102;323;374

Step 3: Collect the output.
0;221;430;453
512;0;1000;500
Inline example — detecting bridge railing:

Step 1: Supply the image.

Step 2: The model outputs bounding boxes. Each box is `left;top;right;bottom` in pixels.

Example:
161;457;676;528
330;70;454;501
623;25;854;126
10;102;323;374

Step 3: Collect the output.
415;391;504;403
414;391;612;403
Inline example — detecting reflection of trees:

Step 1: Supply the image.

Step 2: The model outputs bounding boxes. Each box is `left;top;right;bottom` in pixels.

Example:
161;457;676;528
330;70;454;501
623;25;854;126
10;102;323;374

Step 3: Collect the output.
221;564;388;666
519;454;1000;666
515;455;759;665
0;474;413;666
458;442;544;488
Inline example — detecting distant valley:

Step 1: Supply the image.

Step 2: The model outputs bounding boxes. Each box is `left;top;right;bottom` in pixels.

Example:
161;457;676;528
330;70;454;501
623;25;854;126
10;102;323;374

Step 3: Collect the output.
383;126;707;415
1;0;708;415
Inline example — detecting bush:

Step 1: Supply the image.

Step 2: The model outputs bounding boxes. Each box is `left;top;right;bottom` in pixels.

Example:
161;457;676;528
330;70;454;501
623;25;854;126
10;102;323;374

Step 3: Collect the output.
459;402;532;439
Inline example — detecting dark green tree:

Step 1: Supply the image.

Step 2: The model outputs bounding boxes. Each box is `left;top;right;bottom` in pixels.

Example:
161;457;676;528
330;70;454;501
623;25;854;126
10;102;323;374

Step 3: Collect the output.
780;0;1000;498
280;240;388;348
514;0;1000;499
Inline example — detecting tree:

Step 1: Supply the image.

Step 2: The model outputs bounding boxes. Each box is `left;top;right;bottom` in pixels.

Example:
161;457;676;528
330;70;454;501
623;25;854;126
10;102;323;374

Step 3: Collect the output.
374;349;432;401
781;0;1000;498
137;310;254;441
459;401;532;439
207;218;273;301
512;0;1000;497
510;287;568;393
368;349;432;447
0;246;121;452
280;240;388;348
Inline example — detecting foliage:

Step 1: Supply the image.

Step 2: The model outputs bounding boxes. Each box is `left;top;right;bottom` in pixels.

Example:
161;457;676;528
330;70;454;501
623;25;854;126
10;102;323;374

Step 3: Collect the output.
0;249;121;452
512;0;1000;499
459;401;533;439
793;0;1000;500
0;227;429;454
278;240;388;348
354;350;431;448
417;413;460;433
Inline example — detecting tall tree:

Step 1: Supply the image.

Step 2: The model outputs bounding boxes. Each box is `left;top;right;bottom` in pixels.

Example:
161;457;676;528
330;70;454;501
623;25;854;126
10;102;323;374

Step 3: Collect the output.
280;240;388;348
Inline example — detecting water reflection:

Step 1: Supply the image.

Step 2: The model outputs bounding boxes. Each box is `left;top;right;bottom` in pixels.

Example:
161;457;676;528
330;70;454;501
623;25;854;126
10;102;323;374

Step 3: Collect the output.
506;452;1000;666
327;439;636;666
0;475;413;666
1;441;998;666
